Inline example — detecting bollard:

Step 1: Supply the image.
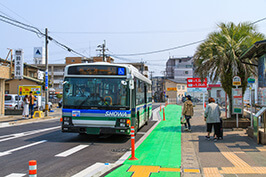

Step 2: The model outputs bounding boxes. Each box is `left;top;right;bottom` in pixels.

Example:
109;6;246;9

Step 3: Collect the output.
128;126;138;160
160;104;161;112
163;108;166;121
29;160;37;177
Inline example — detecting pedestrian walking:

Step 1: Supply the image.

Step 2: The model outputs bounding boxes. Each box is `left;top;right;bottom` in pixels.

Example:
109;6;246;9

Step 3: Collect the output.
22;95;29;118
28;91;36;118
204;97;221;142
182;95;194;131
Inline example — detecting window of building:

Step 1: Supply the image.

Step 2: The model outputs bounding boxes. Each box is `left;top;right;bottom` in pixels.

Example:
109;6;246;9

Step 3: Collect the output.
29;72;35;78
184;71;189;74
178;85;181;90
182;85;185;90
217;90;221;97
179;60;182;63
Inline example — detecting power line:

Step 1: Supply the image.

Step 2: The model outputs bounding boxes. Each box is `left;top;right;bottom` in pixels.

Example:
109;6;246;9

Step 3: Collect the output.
112;17;266;57
250;17;266;25
113;40;205;56
0;13;88;58
0;2;34;26
49;28;211;35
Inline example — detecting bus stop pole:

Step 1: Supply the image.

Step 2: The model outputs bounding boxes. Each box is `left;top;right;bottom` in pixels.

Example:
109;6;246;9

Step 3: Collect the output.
45;28;48;117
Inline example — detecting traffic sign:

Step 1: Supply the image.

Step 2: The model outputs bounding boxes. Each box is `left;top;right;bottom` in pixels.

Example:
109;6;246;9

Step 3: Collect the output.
233;76;241;86
248;77;255;84
187;78;207;88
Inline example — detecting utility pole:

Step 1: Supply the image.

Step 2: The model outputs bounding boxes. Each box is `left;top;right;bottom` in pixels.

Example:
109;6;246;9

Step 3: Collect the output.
45;28;48;117
161;70;166;102
140;59;147;75
149;71;154;80
6;49;13;78
96;40;108;62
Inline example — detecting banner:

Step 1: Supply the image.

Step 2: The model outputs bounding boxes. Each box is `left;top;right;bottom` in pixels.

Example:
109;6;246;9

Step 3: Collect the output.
18;85;42;96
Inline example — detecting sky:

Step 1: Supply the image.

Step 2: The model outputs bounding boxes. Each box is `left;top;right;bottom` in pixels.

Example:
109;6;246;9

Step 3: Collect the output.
1;0;266;76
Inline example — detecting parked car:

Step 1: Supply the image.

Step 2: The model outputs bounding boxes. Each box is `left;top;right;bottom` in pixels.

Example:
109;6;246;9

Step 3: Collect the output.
4;94;23;110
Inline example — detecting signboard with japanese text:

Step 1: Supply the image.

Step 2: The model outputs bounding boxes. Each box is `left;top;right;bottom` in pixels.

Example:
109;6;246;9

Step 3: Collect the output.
14;49;24;79
232;88;243;114
167;87;177;91
233;76;241;86
187;78;207;88
18;85;42;96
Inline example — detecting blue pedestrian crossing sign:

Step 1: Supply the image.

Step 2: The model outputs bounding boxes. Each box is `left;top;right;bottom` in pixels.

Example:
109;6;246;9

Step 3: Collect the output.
118;68;125;75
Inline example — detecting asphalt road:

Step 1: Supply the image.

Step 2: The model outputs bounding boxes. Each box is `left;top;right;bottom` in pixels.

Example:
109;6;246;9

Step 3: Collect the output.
0;104;160;177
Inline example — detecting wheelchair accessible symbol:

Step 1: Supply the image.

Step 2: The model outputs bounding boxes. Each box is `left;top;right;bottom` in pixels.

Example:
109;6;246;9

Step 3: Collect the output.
118;68;125;75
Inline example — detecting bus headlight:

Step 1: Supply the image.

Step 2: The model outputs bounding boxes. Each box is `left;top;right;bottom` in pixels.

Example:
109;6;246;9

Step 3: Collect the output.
63;117;70;125
118;119;130;127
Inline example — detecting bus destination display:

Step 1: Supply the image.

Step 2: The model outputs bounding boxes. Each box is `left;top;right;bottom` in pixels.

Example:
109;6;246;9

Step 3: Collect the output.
68;65;126;75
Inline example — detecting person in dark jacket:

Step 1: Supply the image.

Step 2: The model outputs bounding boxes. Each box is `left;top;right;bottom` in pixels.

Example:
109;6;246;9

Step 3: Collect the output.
28;91;37;118
182;95;194;131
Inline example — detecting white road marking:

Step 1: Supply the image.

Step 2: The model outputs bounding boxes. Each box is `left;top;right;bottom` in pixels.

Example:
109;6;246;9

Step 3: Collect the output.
55;145;89;157
0;140;47;157
137;132;146;134
0;126;60;143
5;173;26;177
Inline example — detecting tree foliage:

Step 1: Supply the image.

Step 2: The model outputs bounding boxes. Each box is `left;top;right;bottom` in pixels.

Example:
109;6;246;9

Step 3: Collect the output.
194;22;265;117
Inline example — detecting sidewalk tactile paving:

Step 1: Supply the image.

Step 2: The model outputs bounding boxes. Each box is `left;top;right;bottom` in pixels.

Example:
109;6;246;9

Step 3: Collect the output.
128;165;160;177
203;167;221;177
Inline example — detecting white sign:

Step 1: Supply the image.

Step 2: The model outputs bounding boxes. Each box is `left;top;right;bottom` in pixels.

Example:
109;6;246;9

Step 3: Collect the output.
232;88;243;114
233;76;241;86
34;47;44;58
14;49;24;80
187;88;207;92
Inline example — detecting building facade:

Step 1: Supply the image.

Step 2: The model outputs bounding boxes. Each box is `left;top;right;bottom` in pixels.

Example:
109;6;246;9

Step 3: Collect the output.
0;58;43;94
165;79;187;104
0;63;10;116
152;76;164;102
166;56;194;81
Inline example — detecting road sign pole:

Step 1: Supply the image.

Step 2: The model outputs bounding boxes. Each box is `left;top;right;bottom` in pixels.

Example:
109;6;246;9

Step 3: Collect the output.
250;85;253;128
203;91;205;110
236;85;239;128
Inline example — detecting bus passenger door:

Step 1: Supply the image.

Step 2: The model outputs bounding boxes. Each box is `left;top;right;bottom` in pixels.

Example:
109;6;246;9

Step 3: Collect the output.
144;85;147;123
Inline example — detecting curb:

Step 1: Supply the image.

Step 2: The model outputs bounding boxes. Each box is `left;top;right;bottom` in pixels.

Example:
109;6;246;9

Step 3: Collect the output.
0;116;59;128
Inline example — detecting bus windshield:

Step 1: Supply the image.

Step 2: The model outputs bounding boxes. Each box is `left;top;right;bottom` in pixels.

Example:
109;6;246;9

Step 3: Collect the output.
63;77;129;109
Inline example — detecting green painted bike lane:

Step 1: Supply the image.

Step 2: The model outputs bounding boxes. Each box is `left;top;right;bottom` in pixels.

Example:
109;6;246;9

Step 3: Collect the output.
106;105;182;177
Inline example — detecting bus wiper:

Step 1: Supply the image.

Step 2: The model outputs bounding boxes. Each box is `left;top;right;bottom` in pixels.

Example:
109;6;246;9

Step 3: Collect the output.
78;96;90;109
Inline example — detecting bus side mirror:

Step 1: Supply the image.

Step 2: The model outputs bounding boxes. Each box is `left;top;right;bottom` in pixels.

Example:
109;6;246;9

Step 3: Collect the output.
129;80;134;90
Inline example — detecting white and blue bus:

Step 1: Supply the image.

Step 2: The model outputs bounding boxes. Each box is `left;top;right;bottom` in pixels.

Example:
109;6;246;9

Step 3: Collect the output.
61;62;152;135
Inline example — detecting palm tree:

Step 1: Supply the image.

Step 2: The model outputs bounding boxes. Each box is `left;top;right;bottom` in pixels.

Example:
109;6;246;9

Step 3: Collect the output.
194;22;265;117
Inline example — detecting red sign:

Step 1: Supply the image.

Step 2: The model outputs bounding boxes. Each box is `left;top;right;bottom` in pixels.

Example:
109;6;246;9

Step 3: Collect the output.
187;78;207;88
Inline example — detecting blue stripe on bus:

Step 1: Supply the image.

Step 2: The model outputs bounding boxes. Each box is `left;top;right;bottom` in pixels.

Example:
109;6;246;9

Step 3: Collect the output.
62;109;131;114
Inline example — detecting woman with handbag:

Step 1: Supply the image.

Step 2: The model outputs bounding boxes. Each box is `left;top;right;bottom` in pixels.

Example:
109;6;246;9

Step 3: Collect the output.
204;97;221;142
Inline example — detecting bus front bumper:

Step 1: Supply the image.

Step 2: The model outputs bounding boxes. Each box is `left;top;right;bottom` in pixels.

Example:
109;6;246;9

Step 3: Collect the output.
61;125;131;135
